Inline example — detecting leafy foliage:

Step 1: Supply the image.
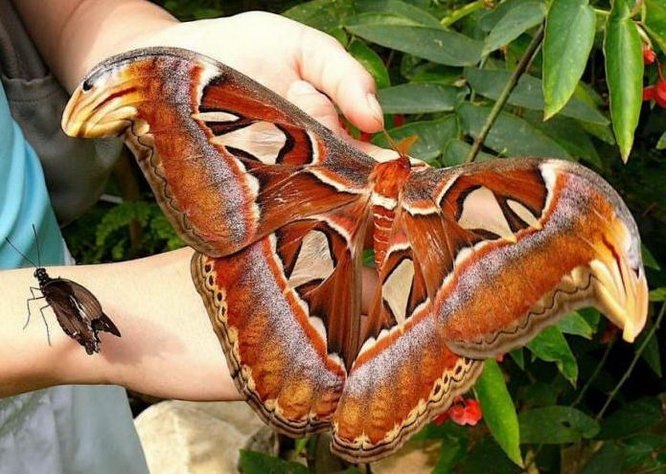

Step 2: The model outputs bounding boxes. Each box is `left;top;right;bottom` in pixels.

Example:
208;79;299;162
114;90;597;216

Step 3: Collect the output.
67;0;666;471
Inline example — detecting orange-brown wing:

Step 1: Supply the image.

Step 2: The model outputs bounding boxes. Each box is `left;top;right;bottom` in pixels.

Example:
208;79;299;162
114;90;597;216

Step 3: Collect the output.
328;157;648;462
191;196;370;436
395;157;648;359
62;47;375;257
329;208;482;462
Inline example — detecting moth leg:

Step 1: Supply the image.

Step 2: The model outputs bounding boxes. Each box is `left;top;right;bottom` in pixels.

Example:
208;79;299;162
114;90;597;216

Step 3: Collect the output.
37;303;52;346
25;287;45;330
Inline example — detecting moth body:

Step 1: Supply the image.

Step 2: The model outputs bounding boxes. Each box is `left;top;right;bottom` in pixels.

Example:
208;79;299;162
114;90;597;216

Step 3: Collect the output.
33;267;121;355
370;155;411;268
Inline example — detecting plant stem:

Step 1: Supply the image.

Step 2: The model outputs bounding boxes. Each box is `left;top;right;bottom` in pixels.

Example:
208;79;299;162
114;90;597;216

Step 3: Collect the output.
440;0;487;27
464;23;545;163
571;338;615;408
596;302;666;420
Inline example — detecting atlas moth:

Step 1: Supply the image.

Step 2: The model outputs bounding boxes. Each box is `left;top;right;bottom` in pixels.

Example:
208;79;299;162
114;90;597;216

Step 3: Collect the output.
62;48;648;463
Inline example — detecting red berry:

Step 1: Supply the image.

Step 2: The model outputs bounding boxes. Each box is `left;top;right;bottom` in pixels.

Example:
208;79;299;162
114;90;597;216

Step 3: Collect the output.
433;396;483;427
393;114;406;127
654;80;666;107
643;80;666;108
643;46;657;65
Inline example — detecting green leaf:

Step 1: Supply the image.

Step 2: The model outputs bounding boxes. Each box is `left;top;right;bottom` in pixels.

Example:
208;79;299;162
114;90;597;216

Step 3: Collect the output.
604;0;644;161
283;0;354;32
238;450;309;474
645;0;666;54
483;0;546;55
401;60;462;85
346;22;483;66
464;68;609;124
480;0;538;32
519;406;600;444
557;311;594;339
657;130;666;150
638;322;662;377
642;244;661;270
293;438;308;458
355;0;441;27
578;307;601;331
374;115;458;161
458;103;572;159
526;326;578;384
509;348;525;370
476;360;523;466
597;398;663;439
581;442;624;474
525;112;601;165
433;438;467;473
454;437;523;474
649;287;666;301
518;380;561;407
543;0;596;119
622;433;666;470
377;83;460;113
348;40;390;89
442;140;496;166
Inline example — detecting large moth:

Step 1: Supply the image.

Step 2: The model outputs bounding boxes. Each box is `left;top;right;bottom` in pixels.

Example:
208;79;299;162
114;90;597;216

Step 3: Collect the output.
62;48;648;462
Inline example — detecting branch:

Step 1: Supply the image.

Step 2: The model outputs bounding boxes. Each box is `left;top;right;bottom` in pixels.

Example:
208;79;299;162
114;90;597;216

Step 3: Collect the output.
596;301;666;420
465;23;545;163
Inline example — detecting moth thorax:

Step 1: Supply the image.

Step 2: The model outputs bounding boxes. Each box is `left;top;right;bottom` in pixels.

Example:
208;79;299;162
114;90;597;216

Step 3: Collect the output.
34;267;49;286
370;157;411;270
372;205;396;270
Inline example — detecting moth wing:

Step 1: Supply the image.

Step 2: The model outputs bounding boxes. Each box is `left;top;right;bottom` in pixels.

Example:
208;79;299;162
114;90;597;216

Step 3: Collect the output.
91;313;122;337
397;158;648;358
41;280;91;337
330;206;481;462
191;198;369;437
62;47;375;257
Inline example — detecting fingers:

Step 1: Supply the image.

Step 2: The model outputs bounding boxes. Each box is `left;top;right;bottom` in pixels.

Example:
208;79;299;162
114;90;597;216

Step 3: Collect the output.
297;28;384;133
287;80;348;135
287;81;400;164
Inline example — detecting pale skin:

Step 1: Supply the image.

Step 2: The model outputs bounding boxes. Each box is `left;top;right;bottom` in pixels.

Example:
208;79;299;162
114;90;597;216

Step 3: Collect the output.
2;0;386;398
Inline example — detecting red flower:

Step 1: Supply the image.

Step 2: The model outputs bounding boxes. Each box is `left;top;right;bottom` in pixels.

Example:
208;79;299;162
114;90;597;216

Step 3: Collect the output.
643;46;657;65
643;79;666;108
433;396;483;426
359;131;374;143
393;114;406;128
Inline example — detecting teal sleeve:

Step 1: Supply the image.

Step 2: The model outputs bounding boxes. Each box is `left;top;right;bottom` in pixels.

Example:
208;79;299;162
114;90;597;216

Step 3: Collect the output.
0;86;64;268
0;83;149;473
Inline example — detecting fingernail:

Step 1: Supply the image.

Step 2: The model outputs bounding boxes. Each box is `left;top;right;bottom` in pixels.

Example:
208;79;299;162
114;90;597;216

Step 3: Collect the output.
366;93;384;129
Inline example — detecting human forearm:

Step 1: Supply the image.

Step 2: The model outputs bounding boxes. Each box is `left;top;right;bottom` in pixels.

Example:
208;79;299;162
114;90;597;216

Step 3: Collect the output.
12;0;177;91
13;0;384;135
0;247;241;400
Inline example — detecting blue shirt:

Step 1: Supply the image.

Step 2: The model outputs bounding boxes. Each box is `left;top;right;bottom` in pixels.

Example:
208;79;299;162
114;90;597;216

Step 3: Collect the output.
0;86;63;268
0;85;148;473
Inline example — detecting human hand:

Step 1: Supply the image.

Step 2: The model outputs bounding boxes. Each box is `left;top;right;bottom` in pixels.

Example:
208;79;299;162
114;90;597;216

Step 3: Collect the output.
128;12;384;136
17;1;394;156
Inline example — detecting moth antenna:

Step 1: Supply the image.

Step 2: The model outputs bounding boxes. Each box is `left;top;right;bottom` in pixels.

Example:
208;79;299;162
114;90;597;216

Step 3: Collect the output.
4;237;37;268
381;129;401;156
380;129;418;160
32;224;42;267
